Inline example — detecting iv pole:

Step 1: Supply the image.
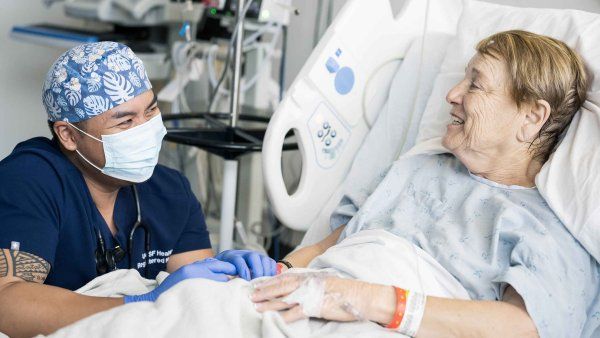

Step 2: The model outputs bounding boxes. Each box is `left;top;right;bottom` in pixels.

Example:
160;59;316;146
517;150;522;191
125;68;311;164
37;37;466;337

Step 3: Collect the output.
219;0;245;251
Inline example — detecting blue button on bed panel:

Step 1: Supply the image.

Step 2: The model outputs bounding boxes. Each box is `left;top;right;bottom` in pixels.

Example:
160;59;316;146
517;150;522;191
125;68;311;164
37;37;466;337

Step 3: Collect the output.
334;67;355;95
325;57;340;73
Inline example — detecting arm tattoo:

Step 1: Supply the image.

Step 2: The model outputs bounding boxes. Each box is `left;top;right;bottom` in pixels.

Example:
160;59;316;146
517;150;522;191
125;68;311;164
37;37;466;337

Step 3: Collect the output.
0;249;50;284
0;250;7;277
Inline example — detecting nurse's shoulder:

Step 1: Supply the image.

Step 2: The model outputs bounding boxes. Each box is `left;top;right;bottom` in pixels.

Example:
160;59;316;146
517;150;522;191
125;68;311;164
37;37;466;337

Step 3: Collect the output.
0;138;61;287
0;137;68;199
1;137;74;177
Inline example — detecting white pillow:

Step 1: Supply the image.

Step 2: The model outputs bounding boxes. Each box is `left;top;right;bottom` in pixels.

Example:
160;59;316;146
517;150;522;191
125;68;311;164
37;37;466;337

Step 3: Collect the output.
413;0;600;261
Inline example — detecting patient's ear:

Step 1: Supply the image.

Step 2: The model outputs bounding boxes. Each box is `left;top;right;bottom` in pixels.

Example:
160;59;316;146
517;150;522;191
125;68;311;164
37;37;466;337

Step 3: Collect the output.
517;99;551;143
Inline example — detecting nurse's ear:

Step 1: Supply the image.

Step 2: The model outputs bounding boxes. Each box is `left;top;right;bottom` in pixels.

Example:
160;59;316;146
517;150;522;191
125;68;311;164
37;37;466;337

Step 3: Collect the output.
53;121;80;151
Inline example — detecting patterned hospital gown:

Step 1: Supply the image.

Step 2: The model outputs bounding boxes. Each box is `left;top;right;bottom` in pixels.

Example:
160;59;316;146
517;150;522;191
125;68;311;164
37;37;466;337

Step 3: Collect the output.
332;153;600;338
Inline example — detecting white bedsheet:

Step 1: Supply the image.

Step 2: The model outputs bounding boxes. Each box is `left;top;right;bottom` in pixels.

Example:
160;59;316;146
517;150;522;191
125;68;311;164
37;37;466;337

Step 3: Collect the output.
43;230;469;338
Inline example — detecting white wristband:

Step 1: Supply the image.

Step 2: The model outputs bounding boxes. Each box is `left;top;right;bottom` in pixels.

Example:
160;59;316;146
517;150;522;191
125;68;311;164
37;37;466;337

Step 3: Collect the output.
398;291;427;337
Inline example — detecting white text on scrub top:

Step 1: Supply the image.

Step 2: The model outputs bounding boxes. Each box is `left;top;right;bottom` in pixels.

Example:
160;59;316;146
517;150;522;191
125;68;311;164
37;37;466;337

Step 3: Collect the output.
137;249;173;269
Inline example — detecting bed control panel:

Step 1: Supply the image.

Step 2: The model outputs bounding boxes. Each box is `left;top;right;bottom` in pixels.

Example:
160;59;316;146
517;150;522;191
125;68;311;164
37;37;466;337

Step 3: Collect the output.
308;102;350;168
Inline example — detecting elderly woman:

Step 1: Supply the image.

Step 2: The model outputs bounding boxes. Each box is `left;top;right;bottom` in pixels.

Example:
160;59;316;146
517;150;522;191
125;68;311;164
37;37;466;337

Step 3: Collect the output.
251;30;598;337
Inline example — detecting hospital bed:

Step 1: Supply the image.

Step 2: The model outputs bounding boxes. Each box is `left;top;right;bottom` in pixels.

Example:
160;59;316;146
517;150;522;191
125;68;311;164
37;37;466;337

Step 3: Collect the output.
262;0;600;266
262;0;462;246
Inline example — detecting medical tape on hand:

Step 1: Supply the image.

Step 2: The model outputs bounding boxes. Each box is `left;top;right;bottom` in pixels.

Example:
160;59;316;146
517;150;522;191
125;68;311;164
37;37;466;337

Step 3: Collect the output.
397;291;427;337
280;272;367;321
281;273;328;317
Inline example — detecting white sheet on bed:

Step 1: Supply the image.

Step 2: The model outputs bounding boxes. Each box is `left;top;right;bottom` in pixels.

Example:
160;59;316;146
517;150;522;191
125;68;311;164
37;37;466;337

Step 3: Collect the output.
44;230;469;338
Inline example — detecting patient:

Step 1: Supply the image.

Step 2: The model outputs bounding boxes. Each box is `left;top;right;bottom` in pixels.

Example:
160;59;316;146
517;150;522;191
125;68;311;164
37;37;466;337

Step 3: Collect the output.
252;30;599;338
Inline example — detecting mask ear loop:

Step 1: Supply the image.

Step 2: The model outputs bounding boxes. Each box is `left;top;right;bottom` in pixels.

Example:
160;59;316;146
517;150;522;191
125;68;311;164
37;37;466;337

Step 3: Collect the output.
66;122;106;172
75;149;104;172
67;122;104;143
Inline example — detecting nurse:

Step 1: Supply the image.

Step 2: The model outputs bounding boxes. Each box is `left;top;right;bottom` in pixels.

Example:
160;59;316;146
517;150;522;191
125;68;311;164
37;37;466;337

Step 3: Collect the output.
0;42;275;337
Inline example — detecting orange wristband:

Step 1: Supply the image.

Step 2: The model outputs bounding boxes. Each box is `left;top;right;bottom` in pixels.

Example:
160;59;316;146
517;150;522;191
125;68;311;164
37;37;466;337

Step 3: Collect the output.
386;286;408;329
276;262;285;275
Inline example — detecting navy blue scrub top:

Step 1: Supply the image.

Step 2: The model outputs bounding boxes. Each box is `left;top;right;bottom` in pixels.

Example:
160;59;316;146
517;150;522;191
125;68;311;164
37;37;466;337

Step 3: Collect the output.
0;137;212;290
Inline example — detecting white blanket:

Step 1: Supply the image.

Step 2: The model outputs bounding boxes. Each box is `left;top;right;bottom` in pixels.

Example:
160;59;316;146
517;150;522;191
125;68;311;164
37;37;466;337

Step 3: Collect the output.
45;230;469;337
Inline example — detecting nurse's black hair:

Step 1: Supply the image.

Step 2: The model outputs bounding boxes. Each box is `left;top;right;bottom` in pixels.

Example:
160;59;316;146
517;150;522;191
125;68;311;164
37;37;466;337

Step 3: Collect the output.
47;120;56;140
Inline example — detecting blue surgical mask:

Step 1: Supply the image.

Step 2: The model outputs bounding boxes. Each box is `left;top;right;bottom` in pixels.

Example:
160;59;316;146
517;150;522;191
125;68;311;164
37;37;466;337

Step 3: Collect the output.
69;114;167;183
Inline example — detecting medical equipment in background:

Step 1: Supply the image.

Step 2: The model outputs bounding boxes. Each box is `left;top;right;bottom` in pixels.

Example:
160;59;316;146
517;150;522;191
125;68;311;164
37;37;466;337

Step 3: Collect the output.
263;0;457;237
95;185;151;278
223;0;248;251
10;0;209;80
162;112;297;251
161;0;298;252
152;0;294;255
151;0;293;254
312;0;335;48
11;3;197;85
10;0;292;80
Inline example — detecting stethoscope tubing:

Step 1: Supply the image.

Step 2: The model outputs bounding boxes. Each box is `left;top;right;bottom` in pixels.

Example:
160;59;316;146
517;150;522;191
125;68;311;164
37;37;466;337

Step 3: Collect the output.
95;185;151;278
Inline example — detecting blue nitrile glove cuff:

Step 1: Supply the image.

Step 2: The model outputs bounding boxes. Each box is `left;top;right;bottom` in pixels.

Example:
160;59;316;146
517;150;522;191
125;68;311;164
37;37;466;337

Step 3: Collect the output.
124;292;157;304
123;258;237;304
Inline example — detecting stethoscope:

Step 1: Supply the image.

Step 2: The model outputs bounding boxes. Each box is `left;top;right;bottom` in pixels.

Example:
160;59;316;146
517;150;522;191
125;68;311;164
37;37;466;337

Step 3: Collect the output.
95;185;151;278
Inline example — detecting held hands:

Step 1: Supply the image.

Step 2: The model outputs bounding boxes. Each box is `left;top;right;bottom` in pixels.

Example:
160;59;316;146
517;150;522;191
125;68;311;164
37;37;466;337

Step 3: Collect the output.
250;272;382;323
215;250;277;281
124;250;277;303
124;258;236;303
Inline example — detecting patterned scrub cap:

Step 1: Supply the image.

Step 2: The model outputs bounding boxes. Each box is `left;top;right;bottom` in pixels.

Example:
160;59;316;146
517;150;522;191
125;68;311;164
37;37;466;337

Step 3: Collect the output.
42;41;152;122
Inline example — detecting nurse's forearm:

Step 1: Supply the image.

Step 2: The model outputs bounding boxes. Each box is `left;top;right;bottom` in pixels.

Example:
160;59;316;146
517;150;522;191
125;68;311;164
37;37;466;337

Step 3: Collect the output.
284;225;346;268
0;279;123;338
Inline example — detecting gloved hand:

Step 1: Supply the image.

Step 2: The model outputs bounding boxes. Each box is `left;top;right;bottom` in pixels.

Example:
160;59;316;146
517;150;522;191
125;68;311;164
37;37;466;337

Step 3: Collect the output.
214;250;276;280
124;258;236;303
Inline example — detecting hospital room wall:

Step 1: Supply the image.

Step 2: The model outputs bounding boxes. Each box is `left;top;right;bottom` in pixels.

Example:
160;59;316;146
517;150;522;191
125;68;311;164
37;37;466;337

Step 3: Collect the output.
0;3;85;160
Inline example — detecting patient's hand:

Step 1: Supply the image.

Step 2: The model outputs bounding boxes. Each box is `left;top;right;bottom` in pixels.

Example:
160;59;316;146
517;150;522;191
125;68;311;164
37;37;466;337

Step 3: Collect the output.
251;272;390;323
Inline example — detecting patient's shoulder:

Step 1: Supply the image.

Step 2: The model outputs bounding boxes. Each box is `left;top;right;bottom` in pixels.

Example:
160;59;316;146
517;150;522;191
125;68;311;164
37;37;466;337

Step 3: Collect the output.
392;152;462;176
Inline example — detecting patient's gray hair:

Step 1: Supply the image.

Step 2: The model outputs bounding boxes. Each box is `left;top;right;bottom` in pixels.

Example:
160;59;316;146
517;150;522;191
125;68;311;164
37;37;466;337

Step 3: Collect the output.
477;30;589;163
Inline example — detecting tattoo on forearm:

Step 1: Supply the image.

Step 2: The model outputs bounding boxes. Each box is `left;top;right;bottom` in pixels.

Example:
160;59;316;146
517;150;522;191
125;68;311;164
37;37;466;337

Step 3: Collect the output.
0;249;50;284
0;250;7;277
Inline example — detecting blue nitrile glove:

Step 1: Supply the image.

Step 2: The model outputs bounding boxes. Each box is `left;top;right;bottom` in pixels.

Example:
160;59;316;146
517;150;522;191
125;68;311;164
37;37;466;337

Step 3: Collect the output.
124;258;236;303
214;250;276;281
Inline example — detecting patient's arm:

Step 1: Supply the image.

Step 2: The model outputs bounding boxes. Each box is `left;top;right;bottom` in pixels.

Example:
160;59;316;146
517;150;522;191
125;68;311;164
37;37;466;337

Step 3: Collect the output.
0;249;123;338
369;285;538;338
416;286;537;337
283;225;346;269
255;275;537;337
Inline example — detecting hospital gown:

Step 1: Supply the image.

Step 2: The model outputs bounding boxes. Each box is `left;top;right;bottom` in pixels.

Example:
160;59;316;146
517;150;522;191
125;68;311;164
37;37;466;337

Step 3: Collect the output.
333;153;600;338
